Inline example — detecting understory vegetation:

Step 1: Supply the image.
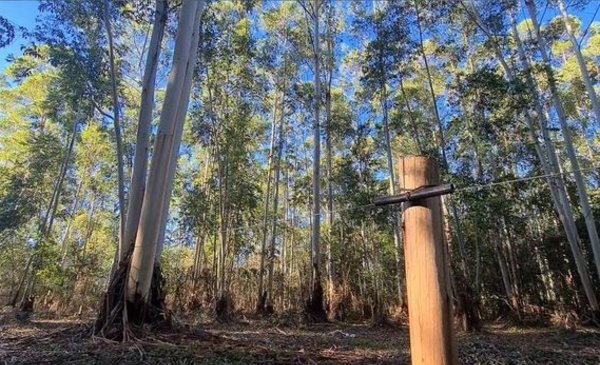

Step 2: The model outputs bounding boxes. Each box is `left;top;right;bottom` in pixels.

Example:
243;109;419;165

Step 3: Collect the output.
0;0;600;362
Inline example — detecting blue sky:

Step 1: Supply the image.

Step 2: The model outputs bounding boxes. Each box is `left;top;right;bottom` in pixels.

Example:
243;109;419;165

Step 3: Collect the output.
0;0;40;70
0;0;599;73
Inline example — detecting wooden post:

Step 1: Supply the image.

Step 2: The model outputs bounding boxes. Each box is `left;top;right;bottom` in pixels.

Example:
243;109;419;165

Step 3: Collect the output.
400;156;458;365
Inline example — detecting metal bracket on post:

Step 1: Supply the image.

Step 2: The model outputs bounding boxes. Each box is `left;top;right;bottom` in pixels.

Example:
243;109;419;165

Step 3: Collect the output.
372;183;454;207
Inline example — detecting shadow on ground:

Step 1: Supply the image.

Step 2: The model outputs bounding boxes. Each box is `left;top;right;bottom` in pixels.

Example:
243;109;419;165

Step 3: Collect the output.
1;312;599;364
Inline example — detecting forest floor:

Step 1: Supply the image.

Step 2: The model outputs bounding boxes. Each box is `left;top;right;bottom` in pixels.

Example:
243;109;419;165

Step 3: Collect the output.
1;310;599;364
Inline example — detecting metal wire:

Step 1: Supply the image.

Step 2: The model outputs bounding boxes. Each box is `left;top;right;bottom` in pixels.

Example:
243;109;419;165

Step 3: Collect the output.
226;165;598;233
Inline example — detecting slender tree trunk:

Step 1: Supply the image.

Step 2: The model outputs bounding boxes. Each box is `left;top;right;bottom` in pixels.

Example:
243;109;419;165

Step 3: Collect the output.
192;153;212;288
465;1;600;316
399;78;424;153
60;179;83;268
414;1;447;165
381;80;404;308
508;7;599;314
557;0;600;127
102;0;126;250
308;0;326;321
256;95;278;313
325;25;335;312
525;0;600;288
281;166;290;310
122;0;168;261
266;121;284;311
414;0;468;268
415;0;479;330
47;120;79;236
501;219;521;316
192;233;205;285
9;257;32;307
372;4;405;309
14;118;79;309
214;131;232;320
493;231;515;314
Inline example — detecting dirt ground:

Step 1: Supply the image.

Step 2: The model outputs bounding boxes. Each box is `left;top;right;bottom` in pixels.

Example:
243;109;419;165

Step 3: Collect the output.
1;311;599;364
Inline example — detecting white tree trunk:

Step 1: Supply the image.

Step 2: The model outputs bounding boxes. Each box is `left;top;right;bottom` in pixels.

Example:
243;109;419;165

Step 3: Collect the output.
310;0;322;298
102;0;127;250
465;0;600;315
525;0;600;287
266;121;284;309
122;0;168;261
126;0;203;303
505;6;600;312
257;99;278;309
324;2;335;306
155;3;202;264
557;0;600;127
380;78;404;307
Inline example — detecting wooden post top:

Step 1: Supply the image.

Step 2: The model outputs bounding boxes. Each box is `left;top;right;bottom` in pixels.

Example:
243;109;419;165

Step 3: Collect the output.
399;156;440;189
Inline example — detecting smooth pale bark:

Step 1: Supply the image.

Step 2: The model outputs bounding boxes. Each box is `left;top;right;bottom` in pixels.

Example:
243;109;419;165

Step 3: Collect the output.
192;234;205;284
532;214;557;302
310;0;322;301
557;0;600;127
501;219;521;314
46;119;79;235
126;0;203;303
155;4;202;264
41;114;79;238
216;138;227;299
324;12;335;304
381;80;404;307
60;180;83;267
266;121;284;308
257;96;278;310
122;0;168;261
463;0;599;313
525;0;600;286
414;2;447;164
102;0;126;249
493;233;514;311
414;0;469;292
281;166;290;309
192;153;212;285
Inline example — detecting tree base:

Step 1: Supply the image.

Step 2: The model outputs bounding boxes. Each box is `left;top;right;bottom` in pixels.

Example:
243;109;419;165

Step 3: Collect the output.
256;292;275;315
455;286;482;332
369;297;388;327
95;253;167;341
15;295;34;323
215;294;234;322
305;281;327;322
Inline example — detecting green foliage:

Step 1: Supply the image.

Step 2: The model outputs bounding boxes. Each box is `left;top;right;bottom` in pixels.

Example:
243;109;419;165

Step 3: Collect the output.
0;0;598;321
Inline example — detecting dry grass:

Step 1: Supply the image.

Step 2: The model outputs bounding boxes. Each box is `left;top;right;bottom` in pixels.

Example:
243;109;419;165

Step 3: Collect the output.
1;310;599;364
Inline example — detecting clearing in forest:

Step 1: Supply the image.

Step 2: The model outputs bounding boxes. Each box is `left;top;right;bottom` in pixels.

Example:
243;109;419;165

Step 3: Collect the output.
1;313;599;364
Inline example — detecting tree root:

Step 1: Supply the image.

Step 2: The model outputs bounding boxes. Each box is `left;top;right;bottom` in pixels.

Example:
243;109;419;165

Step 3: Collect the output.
94;249;168;341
